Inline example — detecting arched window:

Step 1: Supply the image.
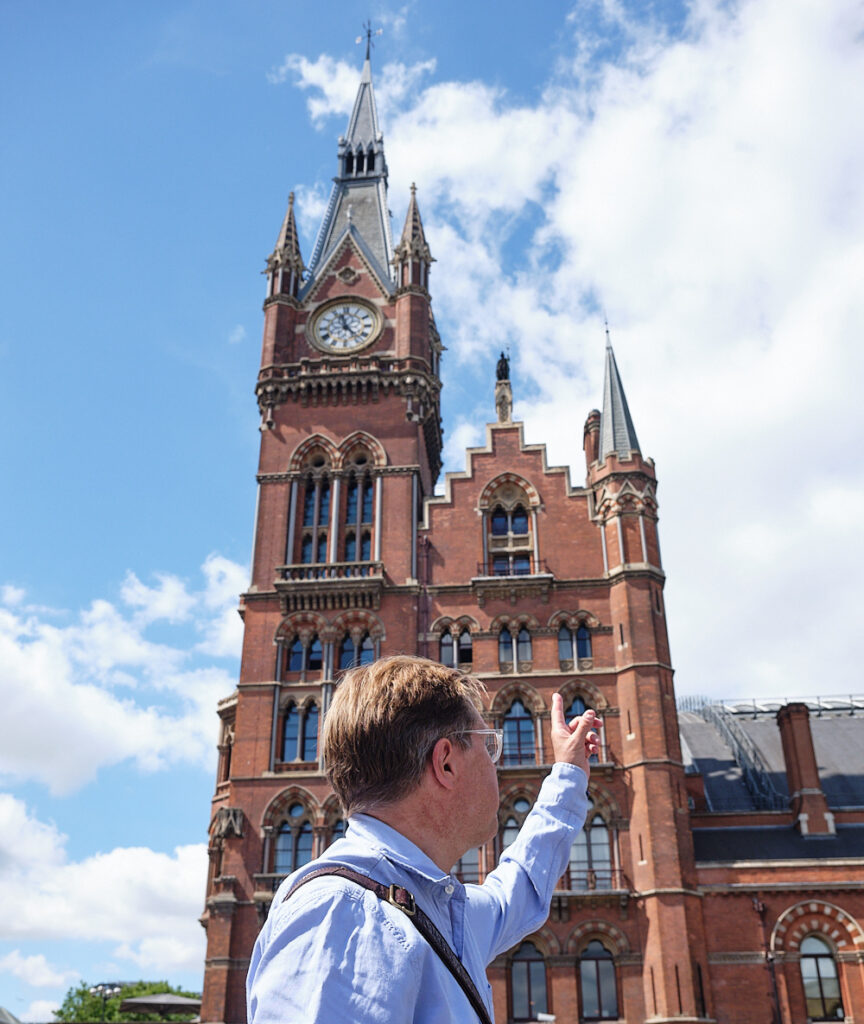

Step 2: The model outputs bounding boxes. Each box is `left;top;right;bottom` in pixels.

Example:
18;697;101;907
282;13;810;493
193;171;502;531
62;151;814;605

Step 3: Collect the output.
307;636;323;672
568;800;613;889
298;471;330;564
579;940;618;1020
516;627;532;664
498;628;514;670
486;489;535;575
440;632;454;668
302;705;319;761
367;148;375;172
327;819;346;847
345;152;354;175
282;704;300;761
356;150;365;173
511;942;547;1022
288;638;304;672
457;629;473;667
800;935;844;1021
359;632;374;665
566;695;588;718
502;701;534;766
577;623;592;659
337;632;376;670
343;466;375;563
274;806;314;877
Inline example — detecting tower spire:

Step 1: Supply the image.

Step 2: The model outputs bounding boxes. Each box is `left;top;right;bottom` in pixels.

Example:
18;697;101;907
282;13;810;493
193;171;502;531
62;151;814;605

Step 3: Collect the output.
305;51;392;290
265;192;304;299
599;329;640;460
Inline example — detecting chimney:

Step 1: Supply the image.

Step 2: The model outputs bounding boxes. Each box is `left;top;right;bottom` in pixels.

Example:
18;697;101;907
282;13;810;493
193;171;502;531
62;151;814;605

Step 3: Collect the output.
776;703;835;836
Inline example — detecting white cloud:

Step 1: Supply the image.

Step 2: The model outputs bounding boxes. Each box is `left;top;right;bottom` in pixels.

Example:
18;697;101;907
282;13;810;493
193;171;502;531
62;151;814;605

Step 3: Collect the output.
0;795;206;972
0;950;78;989
228;324;247;345
0;557;245;794
20;999;61;1023
1;584;25;606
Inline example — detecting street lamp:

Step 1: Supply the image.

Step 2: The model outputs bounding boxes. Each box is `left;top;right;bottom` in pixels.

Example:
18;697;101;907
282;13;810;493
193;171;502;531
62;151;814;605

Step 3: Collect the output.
89;982;123;1022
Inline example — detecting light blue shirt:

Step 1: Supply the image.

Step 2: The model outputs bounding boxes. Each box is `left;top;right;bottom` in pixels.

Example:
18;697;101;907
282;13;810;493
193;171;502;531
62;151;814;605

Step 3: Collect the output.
247;763;588;1023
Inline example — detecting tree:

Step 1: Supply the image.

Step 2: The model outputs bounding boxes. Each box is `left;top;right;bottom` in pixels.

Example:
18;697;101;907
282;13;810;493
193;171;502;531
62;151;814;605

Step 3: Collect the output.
54;981;200;1022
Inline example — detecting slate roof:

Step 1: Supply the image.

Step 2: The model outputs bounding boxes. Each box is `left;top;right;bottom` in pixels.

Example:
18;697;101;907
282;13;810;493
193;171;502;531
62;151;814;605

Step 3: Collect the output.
305;57;394;291
692;824;864;862
599;340;640;460
679;704;864;812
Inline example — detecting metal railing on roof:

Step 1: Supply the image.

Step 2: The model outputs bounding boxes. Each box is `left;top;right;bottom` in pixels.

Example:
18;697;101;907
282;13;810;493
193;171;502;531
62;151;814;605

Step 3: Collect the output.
678;694;864;718
678;697;787;811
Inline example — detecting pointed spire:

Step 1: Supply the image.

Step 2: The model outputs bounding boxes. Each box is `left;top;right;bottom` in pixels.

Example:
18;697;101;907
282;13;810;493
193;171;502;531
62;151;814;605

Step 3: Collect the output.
394;183;433;263
265;192;304;298
599;329;641;461
305;56;393;289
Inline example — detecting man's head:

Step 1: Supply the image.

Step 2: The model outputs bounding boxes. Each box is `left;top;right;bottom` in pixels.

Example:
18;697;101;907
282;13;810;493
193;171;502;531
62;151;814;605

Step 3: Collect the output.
323;655;488;816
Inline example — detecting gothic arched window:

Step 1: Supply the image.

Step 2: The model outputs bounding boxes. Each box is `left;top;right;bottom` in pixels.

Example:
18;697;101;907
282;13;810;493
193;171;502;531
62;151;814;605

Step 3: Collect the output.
345;152;354;175
367;148;375;172
284;634;322;677
516;627;532;664
579;940;618;1020
288;638;304;672
577;623;592;659
800;935;844;1021
559;623;593;668
337;631;376;671
274;805;314;876
356;150;365;173
343;459;375;564
510;942;547;1022
451;846;480;883
299;468;331;564
485;485;535;576
282;702;319;762
502;702;534;766
440;632;454;668
282;704;300;761
302;705;319;761
498;628;514;671
457;629;473;667
568;800;614;889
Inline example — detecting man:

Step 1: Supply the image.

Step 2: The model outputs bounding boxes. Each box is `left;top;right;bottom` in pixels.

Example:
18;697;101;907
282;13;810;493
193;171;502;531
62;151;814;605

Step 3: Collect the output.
248;655;601;1023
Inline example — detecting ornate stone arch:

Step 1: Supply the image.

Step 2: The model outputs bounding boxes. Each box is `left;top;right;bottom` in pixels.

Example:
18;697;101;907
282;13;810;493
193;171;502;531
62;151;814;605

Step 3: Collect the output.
261;786;320;831
330;609;386;641
548;608;602;631
429;614;480;635
337;431;387;469
585;782;623;824
771;900;864;954
489;612;540;635
513;925;561;958
567;920;630;957
558;678;609;712
491;680;545;716
321;793;346;826
478;473;541;510
499;781;538;808
275;612;331;644
288;434;339;473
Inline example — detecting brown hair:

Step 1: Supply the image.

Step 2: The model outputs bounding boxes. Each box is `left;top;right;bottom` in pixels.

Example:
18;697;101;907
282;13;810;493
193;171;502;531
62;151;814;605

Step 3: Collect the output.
322;655;487;816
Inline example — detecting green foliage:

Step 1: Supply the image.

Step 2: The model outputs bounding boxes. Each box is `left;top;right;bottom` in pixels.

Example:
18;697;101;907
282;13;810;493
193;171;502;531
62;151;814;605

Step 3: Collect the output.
53;980;200;1022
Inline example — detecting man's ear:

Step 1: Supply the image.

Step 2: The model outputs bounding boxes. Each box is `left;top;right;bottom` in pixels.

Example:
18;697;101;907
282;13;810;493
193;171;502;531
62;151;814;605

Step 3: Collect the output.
429;736;459;791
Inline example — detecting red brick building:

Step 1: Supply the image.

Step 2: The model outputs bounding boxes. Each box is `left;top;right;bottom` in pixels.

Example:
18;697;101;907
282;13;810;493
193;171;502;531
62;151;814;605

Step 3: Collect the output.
200;55;864;1024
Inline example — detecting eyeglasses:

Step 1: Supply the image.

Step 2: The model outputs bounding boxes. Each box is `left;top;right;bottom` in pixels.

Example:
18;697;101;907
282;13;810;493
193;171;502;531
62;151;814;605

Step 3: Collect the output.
458;728;504;764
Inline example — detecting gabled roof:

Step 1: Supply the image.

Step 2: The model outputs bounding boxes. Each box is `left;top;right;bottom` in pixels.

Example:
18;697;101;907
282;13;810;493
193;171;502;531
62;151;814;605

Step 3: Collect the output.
599;338;640;460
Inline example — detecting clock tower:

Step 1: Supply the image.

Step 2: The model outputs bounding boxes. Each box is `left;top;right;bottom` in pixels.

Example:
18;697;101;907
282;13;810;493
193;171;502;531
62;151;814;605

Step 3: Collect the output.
199;53;442;1024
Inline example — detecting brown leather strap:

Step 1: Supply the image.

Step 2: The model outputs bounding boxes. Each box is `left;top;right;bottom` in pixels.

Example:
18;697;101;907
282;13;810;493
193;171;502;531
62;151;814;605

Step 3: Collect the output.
284;866;493;1024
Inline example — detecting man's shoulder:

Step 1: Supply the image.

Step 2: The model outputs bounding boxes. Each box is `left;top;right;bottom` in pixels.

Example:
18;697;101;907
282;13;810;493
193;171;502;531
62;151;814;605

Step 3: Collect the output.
268;860;423;953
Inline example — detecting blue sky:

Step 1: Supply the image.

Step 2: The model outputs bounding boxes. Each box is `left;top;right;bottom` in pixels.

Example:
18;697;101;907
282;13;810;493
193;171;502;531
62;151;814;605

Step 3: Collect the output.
2;0;863;1019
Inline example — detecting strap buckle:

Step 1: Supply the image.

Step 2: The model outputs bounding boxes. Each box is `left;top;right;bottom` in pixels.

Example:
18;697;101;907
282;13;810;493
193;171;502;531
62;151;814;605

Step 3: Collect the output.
387;883;416;917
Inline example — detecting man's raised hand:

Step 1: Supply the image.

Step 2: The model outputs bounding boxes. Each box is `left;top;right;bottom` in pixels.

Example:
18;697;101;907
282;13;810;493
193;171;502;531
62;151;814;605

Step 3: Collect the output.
550;693;602;777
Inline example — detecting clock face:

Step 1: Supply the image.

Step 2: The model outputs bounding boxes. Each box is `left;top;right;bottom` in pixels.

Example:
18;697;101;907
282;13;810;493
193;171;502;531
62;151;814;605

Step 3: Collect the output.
311;301;379;352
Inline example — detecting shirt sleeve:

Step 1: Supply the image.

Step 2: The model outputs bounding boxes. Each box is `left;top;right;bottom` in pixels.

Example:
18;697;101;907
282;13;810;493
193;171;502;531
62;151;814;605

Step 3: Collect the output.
247;879;424;1024
467;762;589;963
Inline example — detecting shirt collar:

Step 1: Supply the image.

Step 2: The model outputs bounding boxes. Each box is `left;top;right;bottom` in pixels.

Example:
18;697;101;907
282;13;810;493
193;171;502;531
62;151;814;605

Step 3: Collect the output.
347;813;451;884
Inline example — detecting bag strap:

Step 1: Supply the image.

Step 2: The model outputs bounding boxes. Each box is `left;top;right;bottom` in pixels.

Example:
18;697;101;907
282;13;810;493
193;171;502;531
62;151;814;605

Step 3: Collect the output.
284;865;493;1024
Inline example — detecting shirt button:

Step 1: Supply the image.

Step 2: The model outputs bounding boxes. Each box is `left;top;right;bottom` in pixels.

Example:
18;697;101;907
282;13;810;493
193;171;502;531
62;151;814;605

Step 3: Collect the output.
444;883;455;895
